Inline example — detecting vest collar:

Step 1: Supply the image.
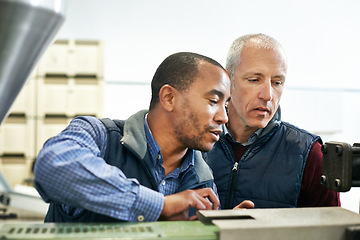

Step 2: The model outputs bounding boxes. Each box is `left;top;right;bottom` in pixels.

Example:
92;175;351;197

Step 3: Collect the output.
121;110;148;159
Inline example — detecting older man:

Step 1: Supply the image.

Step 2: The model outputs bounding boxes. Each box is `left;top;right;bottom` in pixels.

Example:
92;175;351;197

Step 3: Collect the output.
204;34;340;209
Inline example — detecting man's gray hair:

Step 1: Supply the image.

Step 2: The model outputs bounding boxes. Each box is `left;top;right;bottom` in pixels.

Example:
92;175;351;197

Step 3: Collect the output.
226;33;286;78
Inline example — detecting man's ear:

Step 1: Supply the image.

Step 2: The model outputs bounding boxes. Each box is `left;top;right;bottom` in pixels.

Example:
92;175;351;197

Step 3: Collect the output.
159;84;177;112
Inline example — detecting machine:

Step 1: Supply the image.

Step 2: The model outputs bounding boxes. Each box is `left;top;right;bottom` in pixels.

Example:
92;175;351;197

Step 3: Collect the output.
0;207;360;240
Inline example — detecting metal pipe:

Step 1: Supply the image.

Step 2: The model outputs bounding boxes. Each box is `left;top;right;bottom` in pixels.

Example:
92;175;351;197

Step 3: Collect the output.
0;0;66;124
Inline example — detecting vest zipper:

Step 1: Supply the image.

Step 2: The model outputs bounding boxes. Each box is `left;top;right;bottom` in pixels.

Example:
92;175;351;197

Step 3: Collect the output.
232;162;238;171
226;162;239;208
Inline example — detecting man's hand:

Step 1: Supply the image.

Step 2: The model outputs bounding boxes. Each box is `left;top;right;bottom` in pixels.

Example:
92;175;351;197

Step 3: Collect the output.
159;188;219;221
233;200;255;209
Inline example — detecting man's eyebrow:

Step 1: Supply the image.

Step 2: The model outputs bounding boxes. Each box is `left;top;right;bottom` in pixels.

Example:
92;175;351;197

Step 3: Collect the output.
245;72;263;78
207;89;225;98
248;73;285;80
274;74;286;80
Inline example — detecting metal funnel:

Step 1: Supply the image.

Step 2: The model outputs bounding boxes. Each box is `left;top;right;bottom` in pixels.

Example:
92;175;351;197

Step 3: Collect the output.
0;0;66;124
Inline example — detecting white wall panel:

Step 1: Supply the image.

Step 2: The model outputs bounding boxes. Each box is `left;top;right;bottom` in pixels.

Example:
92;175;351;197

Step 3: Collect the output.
104;83;150;120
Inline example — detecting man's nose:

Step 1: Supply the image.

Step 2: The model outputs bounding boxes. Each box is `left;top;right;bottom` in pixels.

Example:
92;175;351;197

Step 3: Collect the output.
215;104;229;124
259;81;273;101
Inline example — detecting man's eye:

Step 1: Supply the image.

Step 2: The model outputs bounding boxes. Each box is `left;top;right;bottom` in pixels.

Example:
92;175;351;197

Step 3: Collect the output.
210;100;218;105
248;78;259;82
273;80;284;86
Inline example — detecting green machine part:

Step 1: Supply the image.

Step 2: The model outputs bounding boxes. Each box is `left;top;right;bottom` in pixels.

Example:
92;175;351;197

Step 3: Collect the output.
0;221;219;240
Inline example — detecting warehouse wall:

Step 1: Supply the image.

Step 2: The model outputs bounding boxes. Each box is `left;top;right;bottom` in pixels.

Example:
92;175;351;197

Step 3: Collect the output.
53;0;360;212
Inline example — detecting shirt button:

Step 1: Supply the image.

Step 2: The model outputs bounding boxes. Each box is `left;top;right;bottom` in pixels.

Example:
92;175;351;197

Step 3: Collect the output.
137;215;144;222
157;154;161;160
161;180;166;186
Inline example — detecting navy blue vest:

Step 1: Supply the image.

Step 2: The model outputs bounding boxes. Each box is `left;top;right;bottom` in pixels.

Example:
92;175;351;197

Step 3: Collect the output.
203;121;320;209
45;114;214;222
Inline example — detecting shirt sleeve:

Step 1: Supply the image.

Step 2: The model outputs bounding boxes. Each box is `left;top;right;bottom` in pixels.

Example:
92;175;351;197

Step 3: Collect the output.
297;141;341;207
212;182;221;210
34;116;163;222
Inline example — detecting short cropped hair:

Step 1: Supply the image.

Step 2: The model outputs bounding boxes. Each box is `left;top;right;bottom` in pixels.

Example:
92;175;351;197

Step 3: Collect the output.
149;52;225;110
226;33;286;79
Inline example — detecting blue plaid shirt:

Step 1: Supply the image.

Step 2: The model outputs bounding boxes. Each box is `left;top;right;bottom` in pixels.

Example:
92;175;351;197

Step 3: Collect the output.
34;115;196;222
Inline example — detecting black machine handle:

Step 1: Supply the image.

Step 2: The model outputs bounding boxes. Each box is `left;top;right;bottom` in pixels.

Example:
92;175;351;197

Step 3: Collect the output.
321;141;360;192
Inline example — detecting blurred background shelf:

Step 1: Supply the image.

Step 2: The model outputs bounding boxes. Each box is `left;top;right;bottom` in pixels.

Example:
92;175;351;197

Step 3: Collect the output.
0;39;104;188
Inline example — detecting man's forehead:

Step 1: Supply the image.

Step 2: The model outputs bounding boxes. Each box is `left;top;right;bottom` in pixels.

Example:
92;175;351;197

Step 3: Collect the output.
239;47;287;70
